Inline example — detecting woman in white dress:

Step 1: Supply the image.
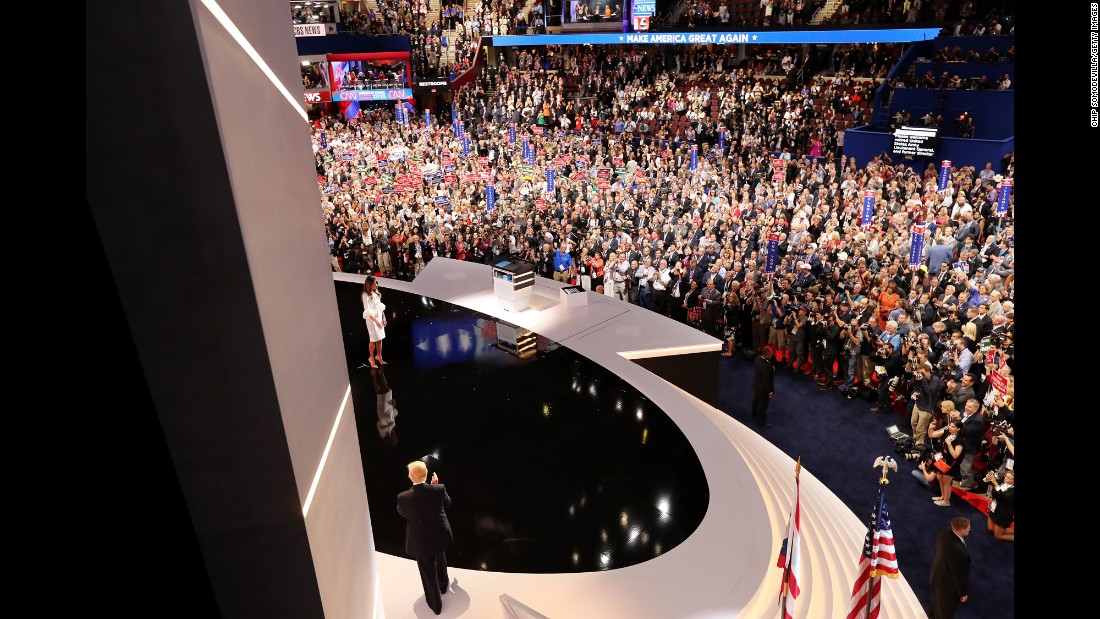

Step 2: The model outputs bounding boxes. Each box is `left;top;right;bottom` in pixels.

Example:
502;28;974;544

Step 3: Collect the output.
362;276;388;367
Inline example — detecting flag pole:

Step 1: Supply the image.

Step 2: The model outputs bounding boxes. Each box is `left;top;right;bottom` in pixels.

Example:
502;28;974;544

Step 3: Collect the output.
779;457;802;618
866;457;895;618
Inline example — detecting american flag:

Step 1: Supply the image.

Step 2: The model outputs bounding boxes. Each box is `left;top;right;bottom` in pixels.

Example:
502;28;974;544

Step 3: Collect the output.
846;486;899;619
776;464;802;619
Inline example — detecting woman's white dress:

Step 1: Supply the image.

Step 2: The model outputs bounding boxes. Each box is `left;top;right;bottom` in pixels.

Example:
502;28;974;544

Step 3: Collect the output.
362;291;386;342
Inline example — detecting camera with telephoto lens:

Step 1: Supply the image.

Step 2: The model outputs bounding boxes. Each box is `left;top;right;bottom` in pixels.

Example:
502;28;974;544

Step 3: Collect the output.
904;448;934;465
992;419;1011;437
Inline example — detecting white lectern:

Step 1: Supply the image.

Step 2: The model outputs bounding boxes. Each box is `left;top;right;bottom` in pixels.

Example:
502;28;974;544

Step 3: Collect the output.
492;260;535;312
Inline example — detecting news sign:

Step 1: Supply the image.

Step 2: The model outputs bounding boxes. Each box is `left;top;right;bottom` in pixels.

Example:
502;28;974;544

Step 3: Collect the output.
332;89;413;102
304;90;331;104
891;126;938;158
293;23;332;37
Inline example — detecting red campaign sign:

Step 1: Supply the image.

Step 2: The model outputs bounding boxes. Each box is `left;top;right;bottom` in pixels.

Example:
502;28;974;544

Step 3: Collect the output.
442;153;453;164
445;173;456;183
478;156;488;168
464;173;481;183
571;171;586;182
576;155;589;164
988;369;1009;395
773;171;786;181
534;126;544;135
562;153;573;162
597;179;611;190
317;174;327;184
364;176;377;185
536;199;547;210
772;158;785;170
596;168;611;180
613;157;624;167
634;168;645;178
661;150;671;159
409;175;423;185
375;152;387;161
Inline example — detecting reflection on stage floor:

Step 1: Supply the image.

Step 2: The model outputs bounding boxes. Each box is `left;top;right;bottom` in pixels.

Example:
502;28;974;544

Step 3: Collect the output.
336;282;709;573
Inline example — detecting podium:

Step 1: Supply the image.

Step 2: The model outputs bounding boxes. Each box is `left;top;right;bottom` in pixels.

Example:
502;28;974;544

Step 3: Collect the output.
492;260;535;312
559;285;589;308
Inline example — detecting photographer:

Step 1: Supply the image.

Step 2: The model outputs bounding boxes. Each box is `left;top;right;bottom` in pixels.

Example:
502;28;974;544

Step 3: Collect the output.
870;339;906;413
909;361;943;449
818;312;842;389
785;306;809;371
838;317;863;392
808;310;828;381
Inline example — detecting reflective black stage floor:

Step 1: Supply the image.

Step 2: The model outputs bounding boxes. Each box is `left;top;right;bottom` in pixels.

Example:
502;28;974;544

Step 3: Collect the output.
335;282;709;573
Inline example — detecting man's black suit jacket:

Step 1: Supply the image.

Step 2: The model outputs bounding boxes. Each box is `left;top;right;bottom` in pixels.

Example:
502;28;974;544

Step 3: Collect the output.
929;527;970;607
397;483;454;559
753;355;774;397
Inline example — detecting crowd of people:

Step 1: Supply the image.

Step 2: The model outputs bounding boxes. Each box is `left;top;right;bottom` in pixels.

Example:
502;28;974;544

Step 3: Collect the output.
341;0;430;36
314;33;1015;535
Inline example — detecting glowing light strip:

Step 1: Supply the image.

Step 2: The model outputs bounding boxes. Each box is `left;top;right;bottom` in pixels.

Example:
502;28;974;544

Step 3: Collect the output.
198;0;308;122
302;384;352;517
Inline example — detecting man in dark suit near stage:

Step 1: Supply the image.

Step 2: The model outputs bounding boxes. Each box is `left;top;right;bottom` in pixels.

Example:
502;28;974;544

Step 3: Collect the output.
397;460;454;615
928;516;971;619
752;346;776;427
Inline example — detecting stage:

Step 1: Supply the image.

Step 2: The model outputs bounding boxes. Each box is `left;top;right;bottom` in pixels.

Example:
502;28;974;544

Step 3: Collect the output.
334;259;925;618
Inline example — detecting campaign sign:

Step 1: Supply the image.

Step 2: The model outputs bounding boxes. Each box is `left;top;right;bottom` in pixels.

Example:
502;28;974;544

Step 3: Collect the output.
522;138;530;159
457;121;465;137
634;168;645;179
547;168;556;193
342;153;353;161
382;186;395;194
596;168;611;180
613;156;624;167
445;173;457;183
996;179;1013;216
509;123;516;144
424;109;431;126
536;199;547;210
938;160;951;192
773;170;785;182
378;159;390;168
988;368;1009;395
690;144;698;170
576;159;588;170
444;164;456;174
534;126;544;135
320;132;327;149
908;224;926;267
597;179;611;190
435;195;451;206
527;148;535;166
571;171;586;182
364;176;377;185
861;190;875;228
478;156;488;168
486;184;496;211
765;233;780;274
772;158;785;170
462;136;470;157
426;171;443;184
464;172;481;184
718;127;726;152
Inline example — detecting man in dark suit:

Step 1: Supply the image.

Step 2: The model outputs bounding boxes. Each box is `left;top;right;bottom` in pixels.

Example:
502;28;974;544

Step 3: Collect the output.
397;460;454;615
929;516;971;618
752;346;776;427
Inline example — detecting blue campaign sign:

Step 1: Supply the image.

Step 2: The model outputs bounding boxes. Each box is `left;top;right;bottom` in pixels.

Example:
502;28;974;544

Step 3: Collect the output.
861;191;875;227
378;159;390;168
382;186;395;194
486;185;496;211
320;132;327;149
444;164;456;174
938;160;951;192
765;233;780;274
426;171;444;184
908;225;926;266
341;153;353;161
434;194;451;206
490;28;942;47
996;179;1013;216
